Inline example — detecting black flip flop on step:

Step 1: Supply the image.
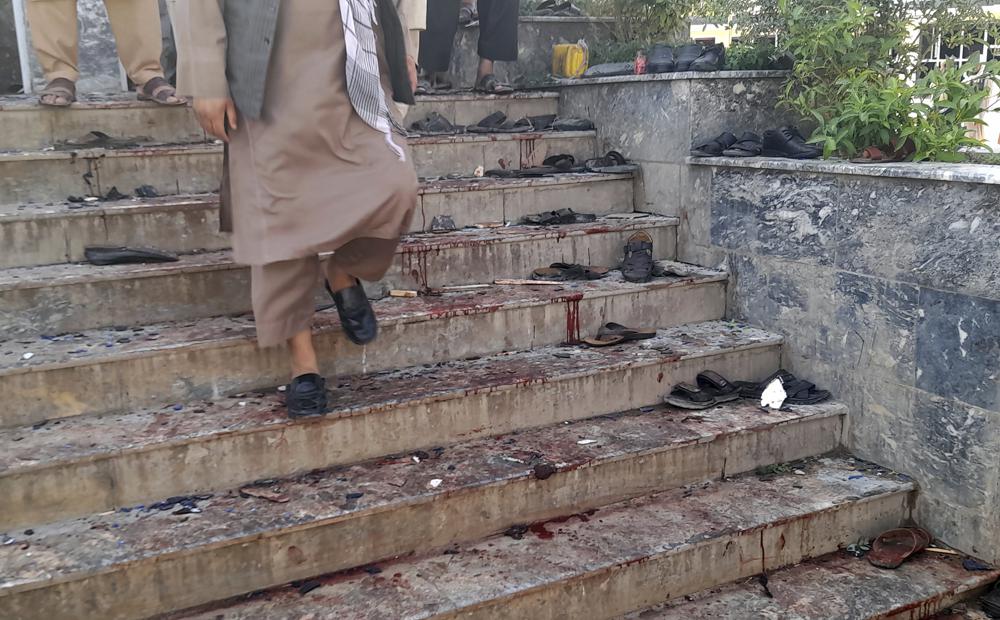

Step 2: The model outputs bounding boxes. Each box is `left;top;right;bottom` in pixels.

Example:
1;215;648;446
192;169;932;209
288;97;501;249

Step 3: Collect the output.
467;111;508;133
691;132;738;157
735;369;831;405
585;150;636;174
664;383;718;410
551;117;595;132
84;246;179;266
521;208;597;226
582;322;656;347
410;111;462;135
621;231;654;283
696;371;740;403
735;369;791;400
532;263;609;281
722;132;763;157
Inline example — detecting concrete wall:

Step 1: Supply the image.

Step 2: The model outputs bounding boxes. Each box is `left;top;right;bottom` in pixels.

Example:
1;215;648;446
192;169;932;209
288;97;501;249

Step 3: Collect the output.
684;158;1000;563
556;72;791;221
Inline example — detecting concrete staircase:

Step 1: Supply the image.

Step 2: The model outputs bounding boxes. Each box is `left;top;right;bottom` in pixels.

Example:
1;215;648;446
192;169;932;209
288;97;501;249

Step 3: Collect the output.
0;91;995;620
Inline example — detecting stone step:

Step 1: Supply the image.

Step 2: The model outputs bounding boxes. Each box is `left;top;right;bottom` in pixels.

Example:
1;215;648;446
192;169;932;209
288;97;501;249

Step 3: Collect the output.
0;92;561;151
0;321;778;529
0;276;731;428
0;131;599;204
0;217;677;337
631;551;1000;620
0;174;636;269
156;456;911;620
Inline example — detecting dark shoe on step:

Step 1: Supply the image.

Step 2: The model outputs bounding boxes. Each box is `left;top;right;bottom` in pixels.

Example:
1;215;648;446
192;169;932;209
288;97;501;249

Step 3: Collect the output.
647;44;676;73
675;43;704;71
722;131;763;157
691;43;726;71
621;231;654;283
286;373;329;419
326;279;378;345
691;132;738;157
762;126;822;159
696;370;740;402
84;245;179;266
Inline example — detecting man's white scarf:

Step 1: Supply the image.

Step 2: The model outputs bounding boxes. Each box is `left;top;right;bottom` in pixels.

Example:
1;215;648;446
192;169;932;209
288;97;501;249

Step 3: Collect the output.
339;0;406;160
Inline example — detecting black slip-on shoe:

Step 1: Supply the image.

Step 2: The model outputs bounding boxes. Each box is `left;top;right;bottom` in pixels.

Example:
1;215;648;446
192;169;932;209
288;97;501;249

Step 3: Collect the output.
286;373;328;419
647;43;676;73
691;43;726;71
762;126;823;159
327;279;378;345
675;44;704;71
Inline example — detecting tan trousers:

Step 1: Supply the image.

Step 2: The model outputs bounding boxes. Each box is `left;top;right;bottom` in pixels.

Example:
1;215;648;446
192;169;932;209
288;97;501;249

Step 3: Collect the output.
27;0;164;84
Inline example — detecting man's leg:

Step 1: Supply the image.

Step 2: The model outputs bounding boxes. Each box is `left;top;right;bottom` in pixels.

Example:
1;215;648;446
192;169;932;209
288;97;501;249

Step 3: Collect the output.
475;0;518;84
419;0;461;83
102;0;168;87
25;0;80;83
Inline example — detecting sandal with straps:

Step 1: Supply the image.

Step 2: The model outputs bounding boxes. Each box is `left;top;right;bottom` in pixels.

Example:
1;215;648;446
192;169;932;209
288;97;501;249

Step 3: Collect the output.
138;76;185;106
38;78;76;108
621;231;654;283
475;73;514;95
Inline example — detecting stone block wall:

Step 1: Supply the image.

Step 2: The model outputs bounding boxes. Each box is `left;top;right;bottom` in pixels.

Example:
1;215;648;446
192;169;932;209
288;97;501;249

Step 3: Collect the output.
556;73;791;221
685;158;1000;563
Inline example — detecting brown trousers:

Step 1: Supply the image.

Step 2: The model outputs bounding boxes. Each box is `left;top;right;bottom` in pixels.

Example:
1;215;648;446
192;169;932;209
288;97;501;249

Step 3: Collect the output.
27;0;164;84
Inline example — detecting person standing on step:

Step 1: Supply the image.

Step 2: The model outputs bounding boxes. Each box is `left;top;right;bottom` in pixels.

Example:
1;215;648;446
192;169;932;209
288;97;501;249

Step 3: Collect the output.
418;0;518;93
26;0;183;106
174;0;419;418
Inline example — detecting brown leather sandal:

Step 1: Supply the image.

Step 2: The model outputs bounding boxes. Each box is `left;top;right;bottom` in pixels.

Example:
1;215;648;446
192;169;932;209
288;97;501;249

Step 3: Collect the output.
867;527;931;569
138;76;185;106
38;78;76;107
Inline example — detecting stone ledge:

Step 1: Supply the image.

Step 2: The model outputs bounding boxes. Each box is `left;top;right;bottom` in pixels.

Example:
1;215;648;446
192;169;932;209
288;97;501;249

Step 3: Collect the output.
553;70;789;87
689;156;1000;186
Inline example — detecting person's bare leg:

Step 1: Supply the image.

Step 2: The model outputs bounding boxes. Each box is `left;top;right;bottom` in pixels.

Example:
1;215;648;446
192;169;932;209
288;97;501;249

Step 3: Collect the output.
477;58;494;82
326;262;357;293
288;329;319;378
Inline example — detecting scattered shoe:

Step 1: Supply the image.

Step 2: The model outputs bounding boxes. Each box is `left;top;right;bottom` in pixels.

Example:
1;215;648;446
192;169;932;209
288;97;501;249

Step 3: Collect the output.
521;208;597;225
585;150;636;174
551;117;595;131
867;527;932;569
647;44;676;73
475;74;514;94
532;262;609;281
691;43;726;71
84;246;179;266
664;383;719;410
583;322;657;347
691;132;738;157
982;581;1000;617
696;370;740;403
621;231;654;282
286;373;329;419
762;126;822;159
674;43;704;71
850;137;916;164
722;131;763;157
326;279;378;345
583;62;634;78
429;215;458;233
410;111;462;135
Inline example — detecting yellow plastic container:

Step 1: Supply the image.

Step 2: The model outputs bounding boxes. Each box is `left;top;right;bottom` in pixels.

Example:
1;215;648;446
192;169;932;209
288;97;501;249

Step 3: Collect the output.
552;41;589;78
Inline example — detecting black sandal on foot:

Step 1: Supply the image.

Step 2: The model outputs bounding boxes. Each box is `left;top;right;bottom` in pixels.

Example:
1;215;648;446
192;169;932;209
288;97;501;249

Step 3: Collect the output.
286;373;329;419
326;279;378;345
664;383;719;410
475;74;514;94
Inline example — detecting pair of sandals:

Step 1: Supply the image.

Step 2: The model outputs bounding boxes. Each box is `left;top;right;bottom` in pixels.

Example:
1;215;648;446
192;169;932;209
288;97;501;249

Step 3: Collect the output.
691;131;763;158
664;371;740;410
582;322;656;347
735;369;831;406
39;76;184;108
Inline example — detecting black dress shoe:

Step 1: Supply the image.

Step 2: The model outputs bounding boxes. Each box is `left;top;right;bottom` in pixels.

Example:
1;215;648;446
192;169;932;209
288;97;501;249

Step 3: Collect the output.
691;43;726;71
286;373;328;419
762;126;822;159
326;279;378;345
675;43;704;71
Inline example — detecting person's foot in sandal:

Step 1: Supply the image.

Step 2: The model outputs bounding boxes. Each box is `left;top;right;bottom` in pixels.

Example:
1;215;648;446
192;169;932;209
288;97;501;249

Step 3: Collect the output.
138;76;185;106
664;383;719;410
621;231;654;282
867;527;932;569
475;73;514;94
38;77;77;108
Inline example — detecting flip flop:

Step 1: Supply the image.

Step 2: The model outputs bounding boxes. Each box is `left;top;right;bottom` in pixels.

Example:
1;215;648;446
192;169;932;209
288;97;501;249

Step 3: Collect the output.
532;263;610;281
521;208;597;225
868;527;932;569
722;132;763;157
783;378;832;405
594;322;657;341
475;74;514;94
585;150;635;174
38;77;77;108
137;76;185;106
696;370;741;403
410;111;462;135
467;111;509;133
84;246;179;266
664;383;719;410
691;132;738;157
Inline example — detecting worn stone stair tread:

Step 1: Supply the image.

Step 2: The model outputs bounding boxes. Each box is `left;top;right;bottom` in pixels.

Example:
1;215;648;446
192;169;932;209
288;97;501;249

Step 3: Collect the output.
0;130;597;160
628;551;1000;620
162;456;911;620
0;269;725;371
0;173;629;227
0;216;678;291
0;319;770;476
0;403;847;594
